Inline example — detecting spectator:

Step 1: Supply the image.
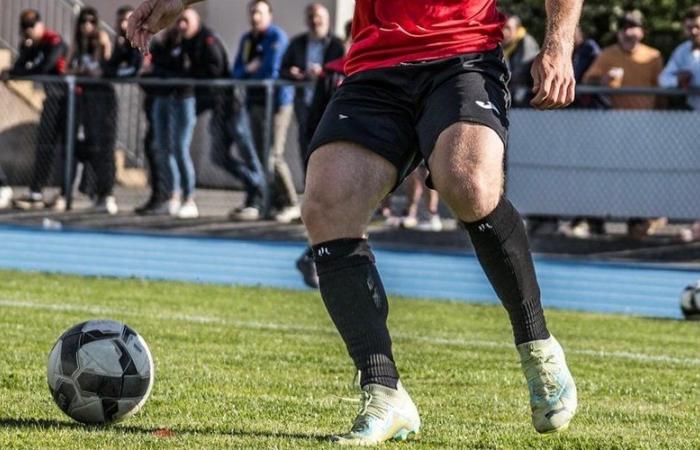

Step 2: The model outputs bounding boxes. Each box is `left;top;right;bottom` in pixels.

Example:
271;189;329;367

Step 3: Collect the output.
583;11;667;239
177;8;266;221
150;26;199;219
573;26;602;86
502;15;540;107
660;6;700;109
583;11;664;110
6;10;68;210
135;59;167;215
660;5;700;241
104;5;143;79
0;167;11;209
281;3;344;170
233;0;300;223
568;26;605;238
66;6;119;214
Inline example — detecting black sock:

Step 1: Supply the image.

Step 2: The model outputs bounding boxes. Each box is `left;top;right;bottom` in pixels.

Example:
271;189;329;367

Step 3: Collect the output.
463;198;550;345
313;238;399;389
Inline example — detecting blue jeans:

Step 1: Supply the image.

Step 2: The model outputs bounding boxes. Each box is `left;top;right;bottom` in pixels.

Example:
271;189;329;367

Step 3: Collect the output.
152;96;197;199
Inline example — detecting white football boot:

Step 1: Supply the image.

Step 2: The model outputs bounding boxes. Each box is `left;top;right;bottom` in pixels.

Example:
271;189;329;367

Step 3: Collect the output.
517;335;577;434
333;380;420;446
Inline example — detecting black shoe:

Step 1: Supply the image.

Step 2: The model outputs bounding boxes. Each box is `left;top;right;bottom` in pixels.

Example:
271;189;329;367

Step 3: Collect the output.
134;198;155;215
296;250;319;289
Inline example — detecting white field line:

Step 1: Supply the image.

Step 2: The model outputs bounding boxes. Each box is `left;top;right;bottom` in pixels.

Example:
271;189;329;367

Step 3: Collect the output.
2;299;699;367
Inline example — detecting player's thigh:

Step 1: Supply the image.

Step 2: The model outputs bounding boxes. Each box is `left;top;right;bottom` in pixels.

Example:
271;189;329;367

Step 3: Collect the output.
303;141;397;244
303;72;418;243
418;51;510;221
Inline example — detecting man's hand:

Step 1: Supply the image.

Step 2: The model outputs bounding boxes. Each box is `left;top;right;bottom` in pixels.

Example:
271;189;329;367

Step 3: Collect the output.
289;66;305;80
530;46;575;109
531;0;582;109
245;58;262;75
127;0;187;53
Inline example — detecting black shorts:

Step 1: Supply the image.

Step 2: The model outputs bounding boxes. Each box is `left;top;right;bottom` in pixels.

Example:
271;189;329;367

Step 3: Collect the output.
308;47;510;186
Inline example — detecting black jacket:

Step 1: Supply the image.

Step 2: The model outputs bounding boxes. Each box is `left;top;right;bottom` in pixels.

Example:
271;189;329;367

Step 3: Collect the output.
148;32;194;98
104;35;143;78
181;26;230;113
281;33;344;105
10;28;67;76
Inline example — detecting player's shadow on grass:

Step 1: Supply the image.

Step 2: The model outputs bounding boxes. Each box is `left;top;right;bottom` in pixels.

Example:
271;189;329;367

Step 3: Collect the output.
0;417;332;443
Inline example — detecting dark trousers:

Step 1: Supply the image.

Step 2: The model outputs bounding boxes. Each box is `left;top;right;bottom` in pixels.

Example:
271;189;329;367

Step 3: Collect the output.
209;95;266;205
30;87;67;193
0;164;7;186
69;85;118;198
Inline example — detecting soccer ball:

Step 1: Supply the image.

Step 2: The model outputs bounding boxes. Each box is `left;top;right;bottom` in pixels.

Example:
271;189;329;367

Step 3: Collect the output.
47;320;154;424
680;282;700;321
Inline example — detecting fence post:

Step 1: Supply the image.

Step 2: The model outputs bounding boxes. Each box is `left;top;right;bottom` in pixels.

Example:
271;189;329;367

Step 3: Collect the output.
63;75;77;211
262;80;275;219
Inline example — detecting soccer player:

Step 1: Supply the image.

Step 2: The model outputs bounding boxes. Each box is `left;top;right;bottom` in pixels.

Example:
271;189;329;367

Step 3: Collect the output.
128;0;582;444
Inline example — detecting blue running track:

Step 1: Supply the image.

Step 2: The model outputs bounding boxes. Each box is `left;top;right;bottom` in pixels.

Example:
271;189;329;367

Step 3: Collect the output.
0;225;696;319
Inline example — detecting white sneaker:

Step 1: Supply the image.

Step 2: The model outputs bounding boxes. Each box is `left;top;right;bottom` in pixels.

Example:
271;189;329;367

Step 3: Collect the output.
0;186;13;209
48;195;67;212
93;196;118;215
229;206;260;221
12;191;44;210
384;215;402;228
168;197;181;217
416;215;443;232
569;221;591;239
177;199;199;219
518;335;577;434
334;381;421;446
401;216;418;229
274;205;301;223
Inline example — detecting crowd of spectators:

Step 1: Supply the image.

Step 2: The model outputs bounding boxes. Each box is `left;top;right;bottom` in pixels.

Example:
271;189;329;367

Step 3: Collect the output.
1;3;700;241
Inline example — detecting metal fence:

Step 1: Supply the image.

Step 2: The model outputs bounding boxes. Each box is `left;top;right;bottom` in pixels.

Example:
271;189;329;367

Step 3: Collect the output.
1;76;700;223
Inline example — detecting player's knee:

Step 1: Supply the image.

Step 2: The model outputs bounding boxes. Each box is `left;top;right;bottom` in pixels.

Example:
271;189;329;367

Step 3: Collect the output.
301;192;335;232
436;170;502;222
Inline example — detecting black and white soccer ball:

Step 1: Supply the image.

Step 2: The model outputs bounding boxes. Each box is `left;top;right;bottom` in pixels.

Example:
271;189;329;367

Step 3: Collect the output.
47;320;154;424
680;282;700;321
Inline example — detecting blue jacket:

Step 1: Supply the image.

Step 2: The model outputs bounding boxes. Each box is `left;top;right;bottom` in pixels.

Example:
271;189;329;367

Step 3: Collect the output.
232;24;293;107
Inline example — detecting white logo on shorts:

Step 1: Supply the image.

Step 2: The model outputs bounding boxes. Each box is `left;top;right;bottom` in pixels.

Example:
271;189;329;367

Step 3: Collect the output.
475;100;500;115
338;114;350;120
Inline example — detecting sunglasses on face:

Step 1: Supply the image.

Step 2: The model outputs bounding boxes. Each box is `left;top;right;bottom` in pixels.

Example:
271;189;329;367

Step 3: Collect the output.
79;16;97;25
20;22;36;31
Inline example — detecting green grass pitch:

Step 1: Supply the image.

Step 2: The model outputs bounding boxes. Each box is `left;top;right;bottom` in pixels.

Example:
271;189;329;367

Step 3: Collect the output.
0;270;699;449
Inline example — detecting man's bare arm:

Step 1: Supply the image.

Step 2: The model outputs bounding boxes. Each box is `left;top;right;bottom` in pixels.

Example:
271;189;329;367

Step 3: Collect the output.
530;0;583;109
127;0;205;53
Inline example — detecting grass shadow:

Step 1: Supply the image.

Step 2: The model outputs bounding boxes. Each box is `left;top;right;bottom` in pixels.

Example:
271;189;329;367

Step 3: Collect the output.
0;417;332;443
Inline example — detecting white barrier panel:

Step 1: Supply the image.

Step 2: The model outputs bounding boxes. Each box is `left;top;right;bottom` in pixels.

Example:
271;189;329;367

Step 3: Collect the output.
508;109;700;220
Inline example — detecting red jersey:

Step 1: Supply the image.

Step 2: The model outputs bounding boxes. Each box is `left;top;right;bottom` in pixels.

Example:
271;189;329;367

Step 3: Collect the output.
346;0;505;76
